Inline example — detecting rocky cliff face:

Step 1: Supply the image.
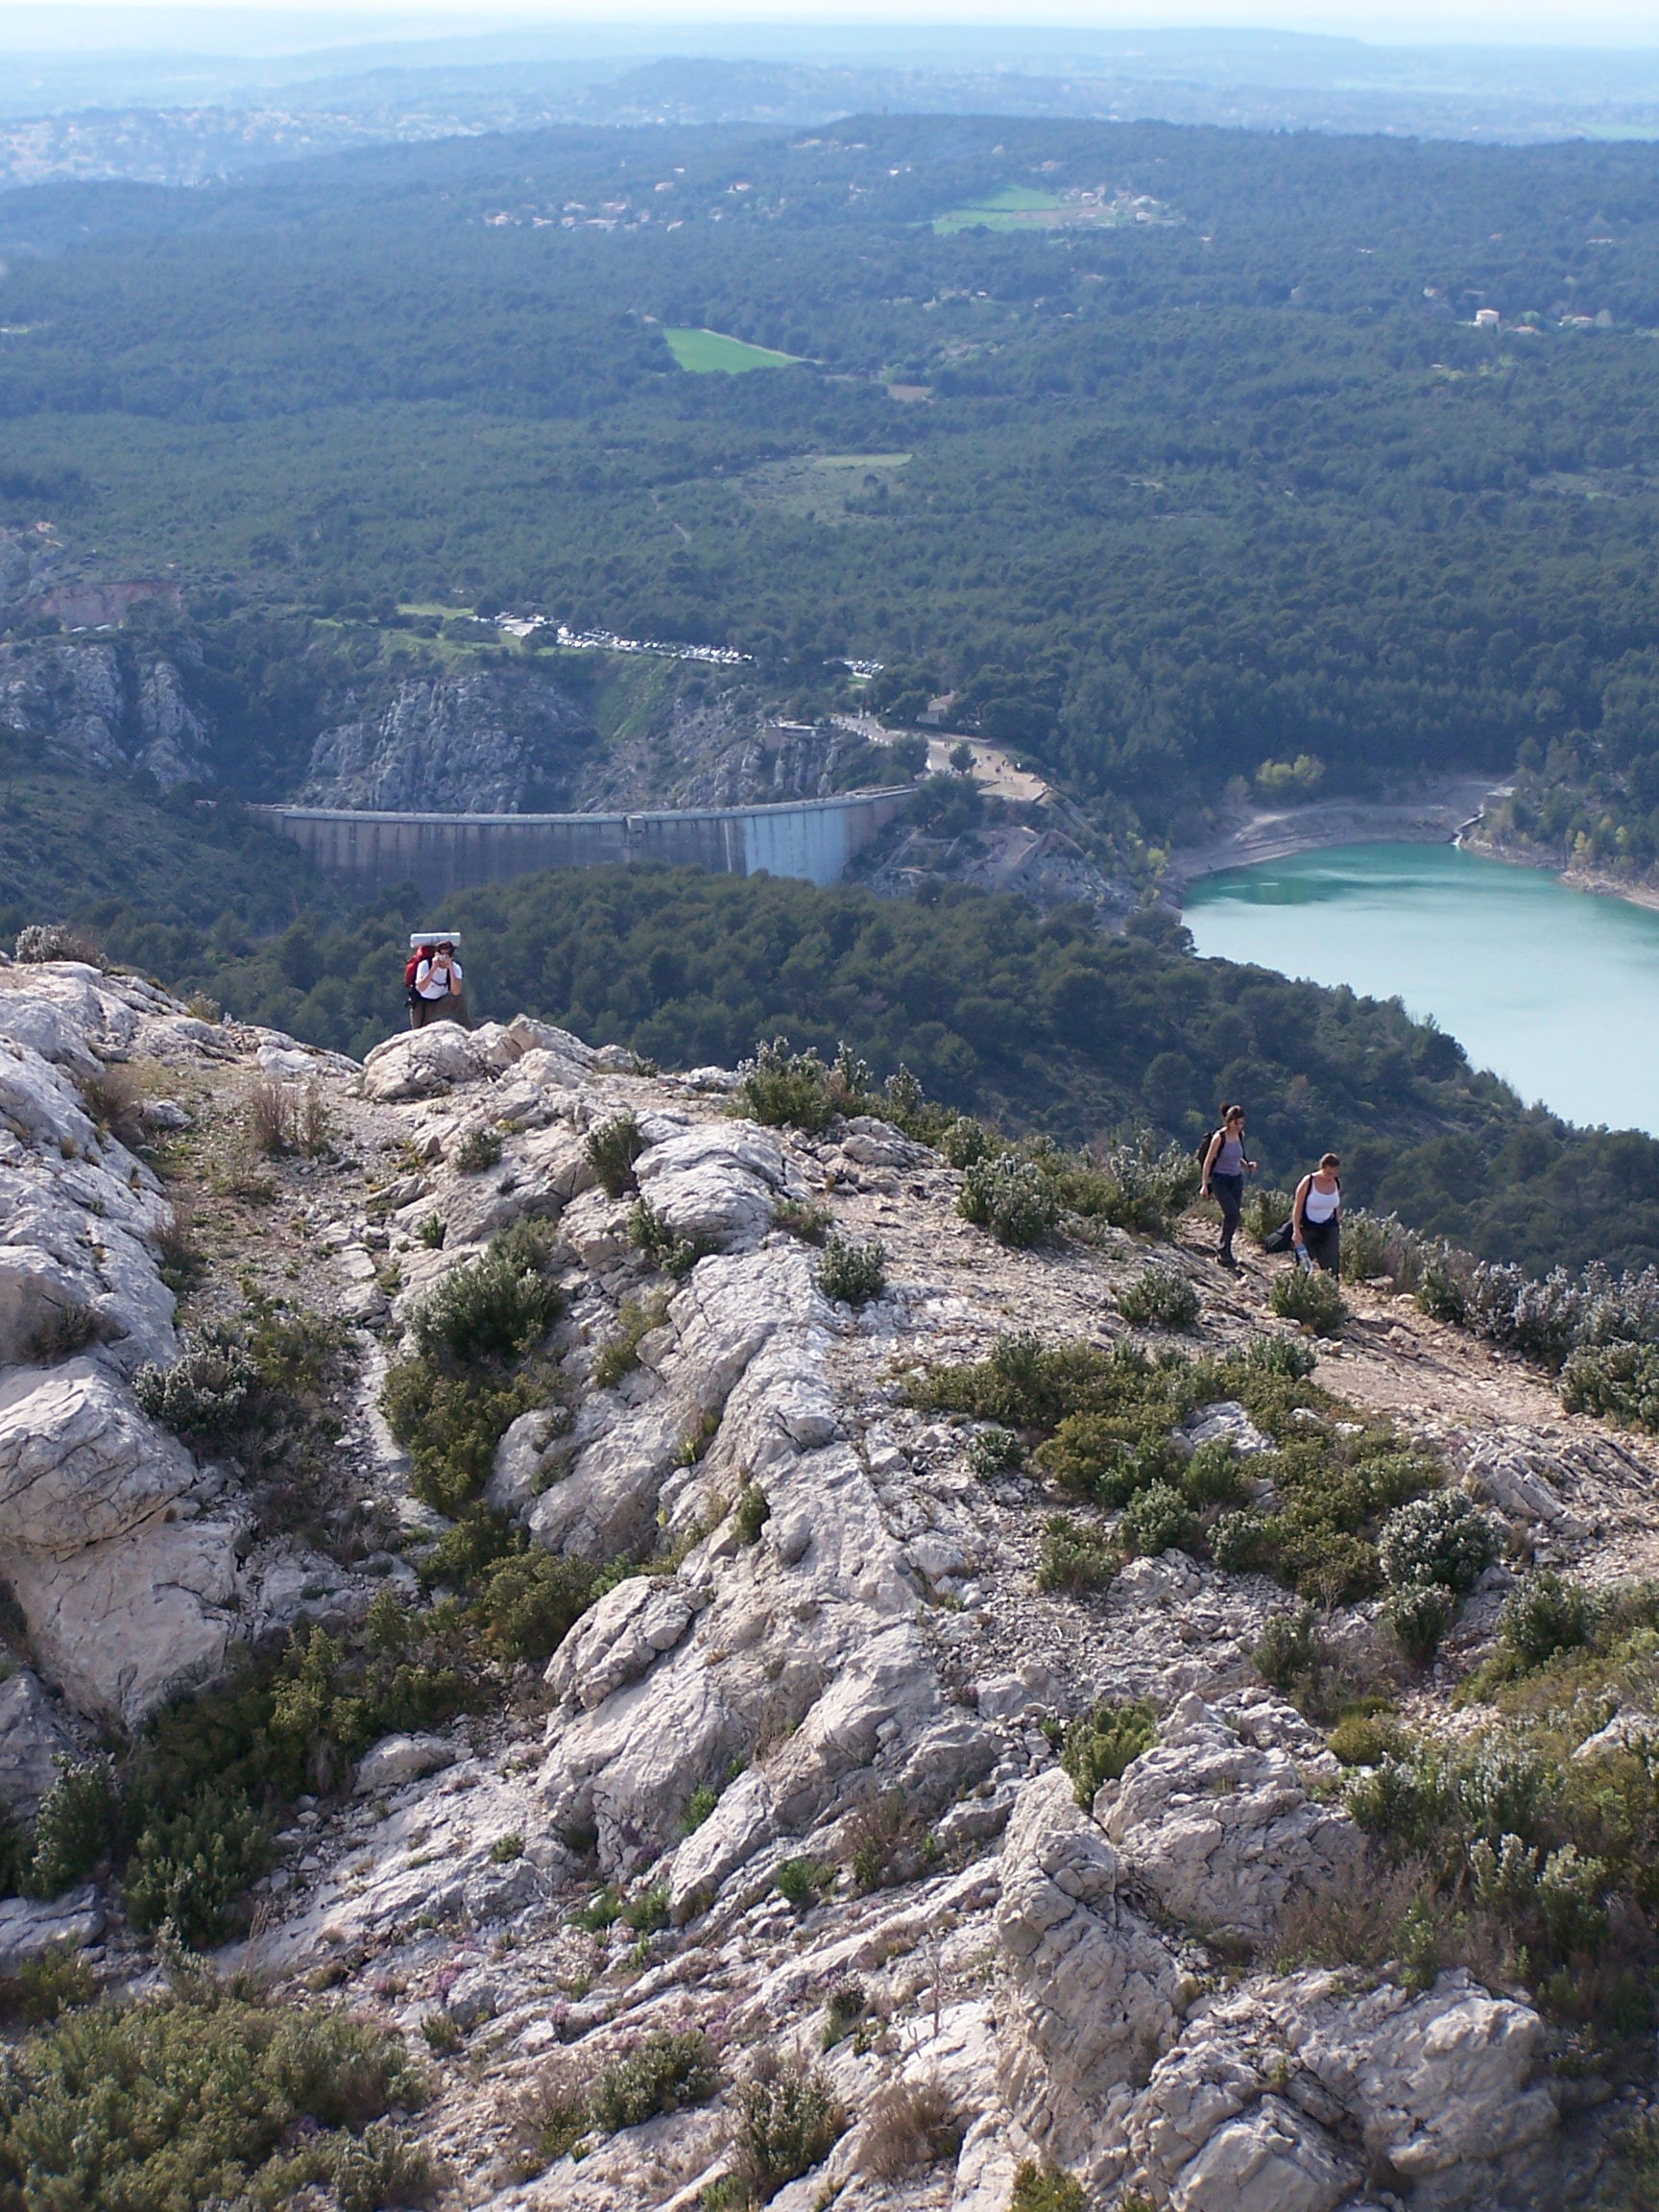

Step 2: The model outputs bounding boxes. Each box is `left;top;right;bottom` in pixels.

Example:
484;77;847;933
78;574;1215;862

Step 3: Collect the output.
0;635;214;787
0;967;1649;2205
300;666;599;813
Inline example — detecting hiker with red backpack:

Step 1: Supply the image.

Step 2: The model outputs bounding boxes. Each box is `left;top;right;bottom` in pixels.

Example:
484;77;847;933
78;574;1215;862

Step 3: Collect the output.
406;934;468;1029
1198;1103;1256;1270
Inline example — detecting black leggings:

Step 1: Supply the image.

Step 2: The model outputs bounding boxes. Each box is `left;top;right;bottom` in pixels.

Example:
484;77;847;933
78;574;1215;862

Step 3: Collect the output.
1211;1171;1243;1256
1301;1215;1340;1274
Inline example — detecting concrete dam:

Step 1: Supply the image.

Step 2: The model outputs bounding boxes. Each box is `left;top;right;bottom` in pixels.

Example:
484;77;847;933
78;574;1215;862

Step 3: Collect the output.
254;787;914;902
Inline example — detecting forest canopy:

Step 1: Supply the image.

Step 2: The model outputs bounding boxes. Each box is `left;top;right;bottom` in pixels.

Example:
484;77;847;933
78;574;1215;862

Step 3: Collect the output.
2;113;1658;851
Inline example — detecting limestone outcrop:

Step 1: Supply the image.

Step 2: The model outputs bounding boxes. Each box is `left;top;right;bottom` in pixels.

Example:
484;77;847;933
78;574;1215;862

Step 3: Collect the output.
0;957;1640;2210
299;665;596;812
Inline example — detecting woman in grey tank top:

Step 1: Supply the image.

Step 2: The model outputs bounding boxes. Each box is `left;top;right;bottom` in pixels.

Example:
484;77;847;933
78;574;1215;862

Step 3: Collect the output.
1200;1104;1256;1269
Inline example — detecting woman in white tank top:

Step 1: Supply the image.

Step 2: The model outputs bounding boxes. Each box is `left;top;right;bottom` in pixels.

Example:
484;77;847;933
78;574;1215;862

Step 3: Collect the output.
1291;1153;1342;1275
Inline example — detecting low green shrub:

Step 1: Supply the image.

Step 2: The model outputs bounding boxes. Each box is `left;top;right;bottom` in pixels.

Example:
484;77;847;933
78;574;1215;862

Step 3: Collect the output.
1179;1438;1246;1508
1253;1607;1318;1695
1009;2163;1087;2212
1060;1700;1157;1808
937;1117;996;1169
1116;1266;1200;1331
733;1485;771;1547
1382;1582;1457;1666
26;1757;119;1900
773;1858;828;1911
381;1362;544;1517
733;2059;848;2202
627;1199;717;1279
1560;1341;1659;1431
1036;1515;1120;1595
815;1236;885;1306
0;1984;426;2211
1377;1492;1497;1596
738;1039;859;1134
772;1197;831;1243
585;1112;645;1197
123;1785;273;1949
1596;2113;1659;2211
1093;1133;1201;1235
1119;1481;1198;1558
15;922;104;967
910;1329;1430;1604
1328;1712;1404;1767
965;1426;1022;1479
589;1291;669;1392
1210;1507;1279;1575
1036;1416;1158;1506
1498;1571;1599;1671
467;1548;599;1665
409;1220;562;1365
1415;1253;1471;1323
846;1792;934;1892
1241;1187;1294;1245
1269;1267;1348;1334
957;1156;1060;1248
682;1785;718;1833
454;1126;502;1173
587;2031;717;2135
10;1943;94;2026
134;1336;258;1437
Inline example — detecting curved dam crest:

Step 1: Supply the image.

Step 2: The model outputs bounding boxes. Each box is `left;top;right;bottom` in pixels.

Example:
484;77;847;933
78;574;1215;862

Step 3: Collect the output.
254;787;914;901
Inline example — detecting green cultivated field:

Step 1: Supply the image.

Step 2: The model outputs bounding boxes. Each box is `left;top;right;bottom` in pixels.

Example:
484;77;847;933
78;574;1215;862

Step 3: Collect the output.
932;183;1066;232
663;325;800;373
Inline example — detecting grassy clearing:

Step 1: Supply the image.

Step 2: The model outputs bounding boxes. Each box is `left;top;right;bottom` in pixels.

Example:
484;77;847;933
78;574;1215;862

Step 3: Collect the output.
663;327;802;373
931;185;1066;233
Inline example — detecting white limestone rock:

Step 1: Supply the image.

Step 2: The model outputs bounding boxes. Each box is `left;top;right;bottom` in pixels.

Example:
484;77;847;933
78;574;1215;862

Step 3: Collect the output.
0;1041;99;1156
633;1121;790;1251
0;1668;74;1818
362;1025;484;1101
354;1732;459;1794
995;1767;1185;2177
544;1575;706;1713
0;1245;99;1366
3;1514;240;1724
0;1886;104;1973
1099;1693;1362;1946
1167;2094;1357;2212
0;1359;196;1553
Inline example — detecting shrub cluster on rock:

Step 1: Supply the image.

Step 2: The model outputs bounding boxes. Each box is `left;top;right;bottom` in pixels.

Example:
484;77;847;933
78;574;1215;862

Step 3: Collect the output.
585;1110;645;1196
910;1329;1434;1600
1059;1700;1157;1807
0;1982;429;2211
815;1234;885;1306
957;1154;1060;1248
1115;1264;1199;1331
381;1221;564;1515
1268;1264;1347;1334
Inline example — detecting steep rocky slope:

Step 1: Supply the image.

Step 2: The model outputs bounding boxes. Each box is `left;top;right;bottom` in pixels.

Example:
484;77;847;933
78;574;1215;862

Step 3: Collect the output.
0;957;1653;2209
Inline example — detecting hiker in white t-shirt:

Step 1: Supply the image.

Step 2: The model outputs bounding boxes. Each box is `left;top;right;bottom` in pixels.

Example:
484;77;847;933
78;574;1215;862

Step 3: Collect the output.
1291;1153;1342;1274
409;937;468;1029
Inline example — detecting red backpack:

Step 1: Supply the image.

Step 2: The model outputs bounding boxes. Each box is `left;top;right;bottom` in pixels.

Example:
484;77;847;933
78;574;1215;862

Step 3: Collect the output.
405;947;432;1005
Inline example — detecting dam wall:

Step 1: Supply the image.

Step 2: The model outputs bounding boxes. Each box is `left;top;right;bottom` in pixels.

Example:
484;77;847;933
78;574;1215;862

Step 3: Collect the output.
252;788;914;902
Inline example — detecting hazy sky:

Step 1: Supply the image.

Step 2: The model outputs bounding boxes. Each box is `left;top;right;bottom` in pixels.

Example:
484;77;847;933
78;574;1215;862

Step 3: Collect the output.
15;0;1659;48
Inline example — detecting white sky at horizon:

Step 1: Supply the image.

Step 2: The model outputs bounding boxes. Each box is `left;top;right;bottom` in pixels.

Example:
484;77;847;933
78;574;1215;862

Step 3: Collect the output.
10;1;1659;52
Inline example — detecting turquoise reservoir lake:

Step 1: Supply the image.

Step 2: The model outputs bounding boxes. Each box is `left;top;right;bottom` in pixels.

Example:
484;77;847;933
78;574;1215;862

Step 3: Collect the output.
1184;841;1659;1136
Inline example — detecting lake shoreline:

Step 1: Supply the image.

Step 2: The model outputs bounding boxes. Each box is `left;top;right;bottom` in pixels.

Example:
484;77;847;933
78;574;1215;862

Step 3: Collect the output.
1166;777;1500;897
1167;781;1659;926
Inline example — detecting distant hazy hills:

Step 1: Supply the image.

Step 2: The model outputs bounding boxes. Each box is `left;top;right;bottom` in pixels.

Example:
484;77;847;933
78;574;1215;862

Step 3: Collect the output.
1;20;1659;186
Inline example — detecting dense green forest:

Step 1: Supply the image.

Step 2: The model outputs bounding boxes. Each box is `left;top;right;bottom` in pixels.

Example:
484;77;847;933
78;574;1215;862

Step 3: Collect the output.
133;861;1659;1277
3;115;1659;848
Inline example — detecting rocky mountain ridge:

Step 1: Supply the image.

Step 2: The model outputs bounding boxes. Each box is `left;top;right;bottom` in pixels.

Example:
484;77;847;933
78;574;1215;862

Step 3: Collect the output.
0;959;1650;2207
